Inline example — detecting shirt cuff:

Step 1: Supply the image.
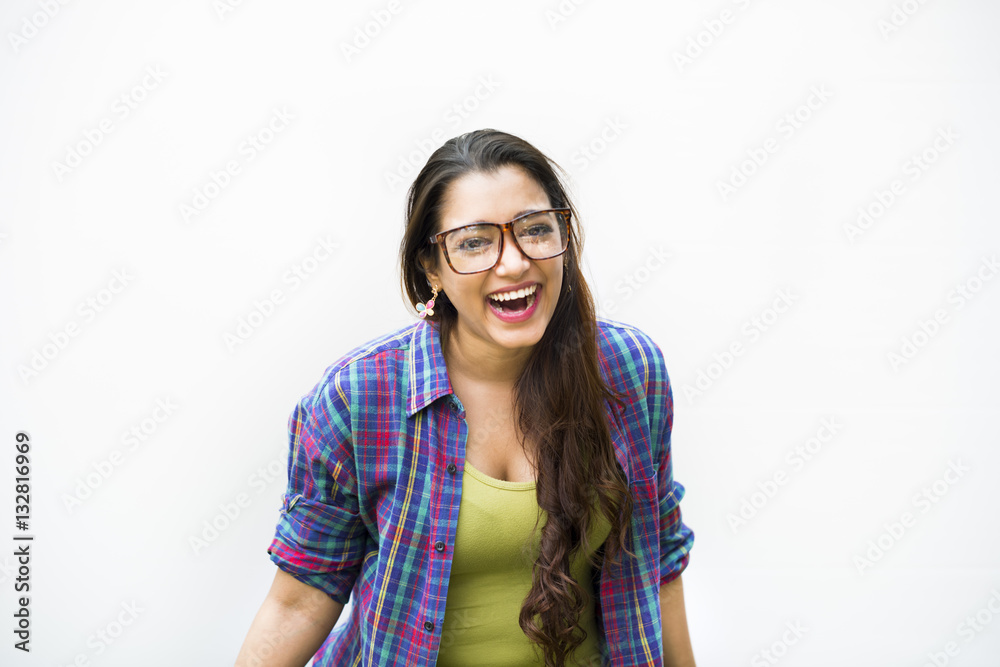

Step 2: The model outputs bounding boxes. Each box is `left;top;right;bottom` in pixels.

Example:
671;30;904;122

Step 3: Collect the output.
266;492;364;605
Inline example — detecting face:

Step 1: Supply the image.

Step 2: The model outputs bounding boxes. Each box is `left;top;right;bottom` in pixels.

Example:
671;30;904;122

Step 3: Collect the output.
425;165;565;359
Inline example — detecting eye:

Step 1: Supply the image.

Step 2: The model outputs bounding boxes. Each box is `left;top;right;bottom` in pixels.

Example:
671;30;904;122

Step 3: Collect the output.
521;224;553;238
448;225;498;254
457;237;492;252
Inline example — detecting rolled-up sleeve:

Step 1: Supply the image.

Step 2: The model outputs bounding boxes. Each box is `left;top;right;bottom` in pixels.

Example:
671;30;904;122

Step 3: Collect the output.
267;370;367;604
643;339;695;586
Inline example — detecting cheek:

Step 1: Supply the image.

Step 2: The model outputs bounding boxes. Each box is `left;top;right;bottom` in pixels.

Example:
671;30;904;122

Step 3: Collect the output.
448;279;487;309
550;262;565;290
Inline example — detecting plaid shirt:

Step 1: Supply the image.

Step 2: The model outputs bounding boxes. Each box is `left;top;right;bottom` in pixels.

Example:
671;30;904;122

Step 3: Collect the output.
267;317;694;666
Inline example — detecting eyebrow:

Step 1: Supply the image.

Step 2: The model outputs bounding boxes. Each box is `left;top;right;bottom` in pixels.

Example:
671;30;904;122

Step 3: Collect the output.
467;209;539;225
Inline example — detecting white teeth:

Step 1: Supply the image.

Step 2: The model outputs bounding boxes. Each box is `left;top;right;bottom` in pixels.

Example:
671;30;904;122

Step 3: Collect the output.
488;284;539;302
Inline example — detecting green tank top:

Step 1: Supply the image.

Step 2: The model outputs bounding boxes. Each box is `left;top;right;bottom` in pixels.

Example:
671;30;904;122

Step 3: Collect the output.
435;461;612;666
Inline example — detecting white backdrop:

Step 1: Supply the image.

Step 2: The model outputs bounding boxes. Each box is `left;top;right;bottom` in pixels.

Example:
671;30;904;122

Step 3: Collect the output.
1;1;998;665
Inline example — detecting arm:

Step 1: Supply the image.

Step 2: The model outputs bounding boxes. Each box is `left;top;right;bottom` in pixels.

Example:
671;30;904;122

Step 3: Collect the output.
239;371;366;665
660;574;696;667
639;332;697;666
235;568;344;667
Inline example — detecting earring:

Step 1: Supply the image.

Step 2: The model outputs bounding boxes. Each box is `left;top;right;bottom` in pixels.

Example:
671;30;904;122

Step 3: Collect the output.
416;285;439;318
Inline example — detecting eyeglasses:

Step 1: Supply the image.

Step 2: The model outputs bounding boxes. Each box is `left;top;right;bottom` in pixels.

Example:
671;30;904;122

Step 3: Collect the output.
428;208;571;275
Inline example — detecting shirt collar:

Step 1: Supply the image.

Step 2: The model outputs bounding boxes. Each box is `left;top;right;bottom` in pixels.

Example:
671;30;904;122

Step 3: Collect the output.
406;319;454;417
403;321;630;420
403;319;633;480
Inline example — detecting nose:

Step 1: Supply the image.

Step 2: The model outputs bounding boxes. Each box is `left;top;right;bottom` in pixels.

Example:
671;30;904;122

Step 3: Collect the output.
495;228;531;275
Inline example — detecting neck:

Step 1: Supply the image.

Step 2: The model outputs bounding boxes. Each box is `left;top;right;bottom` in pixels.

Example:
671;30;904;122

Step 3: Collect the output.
443;323;533;388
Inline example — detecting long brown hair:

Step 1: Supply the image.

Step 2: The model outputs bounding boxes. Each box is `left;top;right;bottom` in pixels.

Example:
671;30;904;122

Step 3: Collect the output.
399;129;634;666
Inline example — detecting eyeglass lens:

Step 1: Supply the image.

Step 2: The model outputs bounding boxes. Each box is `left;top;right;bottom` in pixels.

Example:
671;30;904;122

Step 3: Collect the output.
444;211;567;273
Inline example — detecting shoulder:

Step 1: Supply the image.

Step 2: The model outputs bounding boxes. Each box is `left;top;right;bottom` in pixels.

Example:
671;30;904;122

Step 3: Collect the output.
300;321;418;410
595;317;669;395
328;321;417;373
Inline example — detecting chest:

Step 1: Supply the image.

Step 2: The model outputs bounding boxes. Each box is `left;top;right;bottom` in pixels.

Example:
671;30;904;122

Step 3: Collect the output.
459;397;537;484
434;363;536;482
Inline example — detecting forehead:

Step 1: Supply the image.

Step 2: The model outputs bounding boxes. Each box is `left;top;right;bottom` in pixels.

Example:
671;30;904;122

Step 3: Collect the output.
437;166;552;233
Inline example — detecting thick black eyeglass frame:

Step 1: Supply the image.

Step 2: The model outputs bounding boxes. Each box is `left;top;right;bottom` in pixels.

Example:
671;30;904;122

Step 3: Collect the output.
427;208;572;275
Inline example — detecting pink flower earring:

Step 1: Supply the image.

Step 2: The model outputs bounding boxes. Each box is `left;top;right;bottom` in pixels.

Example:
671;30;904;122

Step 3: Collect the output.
416;285;439;318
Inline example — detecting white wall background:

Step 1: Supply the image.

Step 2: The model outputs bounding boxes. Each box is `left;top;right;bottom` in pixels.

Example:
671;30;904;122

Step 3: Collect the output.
1;1;998;665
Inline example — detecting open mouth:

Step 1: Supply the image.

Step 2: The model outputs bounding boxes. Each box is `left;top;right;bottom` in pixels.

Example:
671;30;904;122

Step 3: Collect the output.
487;284;539;314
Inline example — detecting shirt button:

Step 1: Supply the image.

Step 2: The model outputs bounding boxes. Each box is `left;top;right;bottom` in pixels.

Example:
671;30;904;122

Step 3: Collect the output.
449;400;458;412
424;620;435;631
434;540;445;552
447;463;457;475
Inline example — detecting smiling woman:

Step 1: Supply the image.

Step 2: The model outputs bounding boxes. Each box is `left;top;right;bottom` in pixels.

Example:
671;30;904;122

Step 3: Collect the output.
236;129;696;667
421;166;568;354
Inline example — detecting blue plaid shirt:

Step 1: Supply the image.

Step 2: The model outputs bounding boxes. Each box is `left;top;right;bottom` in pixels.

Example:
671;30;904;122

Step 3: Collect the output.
268;317;694;666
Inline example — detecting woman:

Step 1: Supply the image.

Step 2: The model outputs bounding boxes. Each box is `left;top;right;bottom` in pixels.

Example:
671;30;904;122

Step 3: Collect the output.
235;129;696;666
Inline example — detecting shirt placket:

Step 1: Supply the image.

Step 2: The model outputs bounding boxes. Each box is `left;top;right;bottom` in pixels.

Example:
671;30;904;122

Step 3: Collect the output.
420;394;468;664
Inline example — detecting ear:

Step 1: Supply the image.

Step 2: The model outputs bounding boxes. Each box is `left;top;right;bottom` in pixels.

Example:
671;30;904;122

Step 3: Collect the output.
419;253;441;292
